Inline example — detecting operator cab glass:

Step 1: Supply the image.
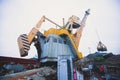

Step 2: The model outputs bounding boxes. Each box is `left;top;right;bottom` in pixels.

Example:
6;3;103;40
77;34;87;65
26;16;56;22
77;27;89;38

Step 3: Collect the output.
72;22;80;28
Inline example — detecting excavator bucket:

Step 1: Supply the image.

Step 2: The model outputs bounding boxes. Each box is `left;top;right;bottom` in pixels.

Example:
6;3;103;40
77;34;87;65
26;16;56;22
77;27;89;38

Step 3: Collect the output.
17;34;30;57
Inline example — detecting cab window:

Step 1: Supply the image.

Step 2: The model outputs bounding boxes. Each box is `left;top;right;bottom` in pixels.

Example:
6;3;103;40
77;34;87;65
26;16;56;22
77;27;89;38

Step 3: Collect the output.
59;39;62;43
53;38;57;43
45;37;50;43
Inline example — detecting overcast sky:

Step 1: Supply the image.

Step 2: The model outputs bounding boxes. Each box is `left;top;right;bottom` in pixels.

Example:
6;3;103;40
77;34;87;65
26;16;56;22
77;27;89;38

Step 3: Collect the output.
0;0;120;58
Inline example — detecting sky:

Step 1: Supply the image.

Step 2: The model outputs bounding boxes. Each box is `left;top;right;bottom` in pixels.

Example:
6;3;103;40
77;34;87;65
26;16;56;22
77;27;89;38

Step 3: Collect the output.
0;0;120;58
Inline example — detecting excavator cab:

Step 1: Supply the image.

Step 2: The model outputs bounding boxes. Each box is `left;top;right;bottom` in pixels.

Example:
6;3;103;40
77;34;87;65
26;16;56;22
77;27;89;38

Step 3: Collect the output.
65;15;81;31
69;15;81;28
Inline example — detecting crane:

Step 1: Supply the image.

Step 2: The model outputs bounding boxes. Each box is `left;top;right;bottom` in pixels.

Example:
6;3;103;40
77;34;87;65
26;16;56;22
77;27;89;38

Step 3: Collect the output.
17;9;90;80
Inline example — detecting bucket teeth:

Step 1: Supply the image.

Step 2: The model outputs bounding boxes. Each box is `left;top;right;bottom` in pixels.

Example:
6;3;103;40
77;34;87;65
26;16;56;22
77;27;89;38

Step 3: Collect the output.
18;34;30;57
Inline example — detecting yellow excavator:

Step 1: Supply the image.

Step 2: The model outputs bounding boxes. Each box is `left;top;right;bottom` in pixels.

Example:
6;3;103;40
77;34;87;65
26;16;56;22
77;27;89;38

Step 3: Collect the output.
17;9;90;80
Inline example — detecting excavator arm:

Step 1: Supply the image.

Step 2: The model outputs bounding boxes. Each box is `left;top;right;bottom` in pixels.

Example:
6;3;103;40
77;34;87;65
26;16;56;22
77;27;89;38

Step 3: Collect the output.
18;16;61;57
27;16;45;44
